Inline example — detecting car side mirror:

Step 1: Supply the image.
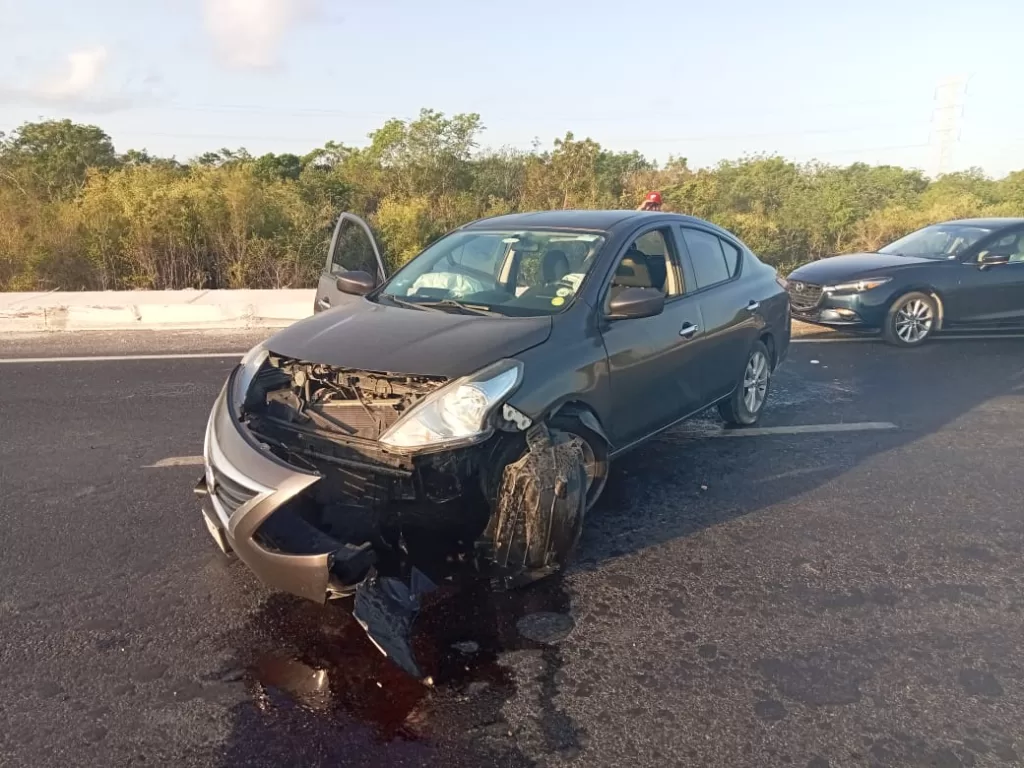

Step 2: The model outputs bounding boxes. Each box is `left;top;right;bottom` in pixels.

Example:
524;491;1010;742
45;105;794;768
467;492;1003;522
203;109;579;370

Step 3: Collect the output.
607;287;666;320
978;251;1010;269
336;270;377;295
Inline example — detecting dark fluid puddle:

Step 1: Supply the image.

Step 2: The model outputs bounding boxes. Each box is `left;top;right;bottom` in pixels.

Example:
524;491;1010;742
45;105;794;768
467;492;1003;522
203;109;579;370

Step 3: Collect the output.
216;576;572;765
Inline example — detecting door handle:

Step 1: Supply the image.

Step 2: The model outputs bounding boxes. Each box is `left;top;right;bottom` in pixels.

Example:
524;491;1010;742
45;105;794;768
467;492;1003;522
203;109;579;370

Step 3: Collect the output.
679;322;699;339
317;297;331;310
746;300;761;312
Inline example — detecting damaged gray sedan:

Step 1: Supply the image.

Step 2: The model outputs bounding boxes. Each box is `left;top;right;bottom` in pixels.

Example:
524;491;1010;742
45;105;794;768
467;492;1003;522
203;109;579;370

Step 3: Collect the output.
196;209;790;677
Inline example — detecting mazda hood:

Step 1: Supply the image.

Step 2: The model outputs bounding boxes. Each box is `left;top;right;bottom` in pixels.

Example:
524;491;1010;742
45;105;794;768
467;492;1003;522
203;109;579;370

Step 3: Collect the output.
263;298;553;378
788;252;938;285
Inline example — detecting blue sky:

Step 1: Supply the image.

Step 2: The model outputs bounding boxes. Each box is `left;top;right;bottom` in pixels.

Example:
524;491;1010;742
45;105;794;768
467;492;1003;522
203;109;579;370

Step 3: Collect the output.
1;0;1021;176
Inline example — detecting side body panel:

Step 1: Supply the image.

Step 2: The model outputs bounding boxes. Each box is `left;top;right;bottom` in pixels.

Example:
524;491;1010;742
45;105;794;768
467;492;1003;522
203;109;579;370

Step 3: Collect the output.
674;226;764;401
599;293;708;446
506;302;613;438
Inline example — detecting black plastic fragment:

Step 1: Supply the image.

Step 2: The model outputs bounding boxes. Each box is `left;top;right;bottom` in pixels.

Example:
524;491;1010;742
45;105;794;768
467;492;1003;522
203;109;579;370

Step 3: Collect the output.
329;541;377;587
481;424;587;587
353;567;437;682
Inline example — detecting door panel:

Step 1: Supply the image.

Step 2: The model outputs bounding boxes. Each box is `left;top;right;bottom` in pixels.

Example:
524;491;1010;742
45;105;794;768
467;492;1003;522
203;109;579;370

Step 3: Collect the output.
946;228;1024;326
601;295;708;448
947;262;1024;326
697;280;762;401
677;227;761;401
315;213;387;314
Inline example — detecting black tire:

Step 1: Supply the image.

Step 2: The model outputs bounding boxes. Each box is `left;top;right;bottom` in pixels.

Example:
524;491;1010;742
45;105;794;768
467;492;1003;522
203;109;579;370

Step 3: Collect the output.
548;414;611;512
882;292;938;347
718;340;772;427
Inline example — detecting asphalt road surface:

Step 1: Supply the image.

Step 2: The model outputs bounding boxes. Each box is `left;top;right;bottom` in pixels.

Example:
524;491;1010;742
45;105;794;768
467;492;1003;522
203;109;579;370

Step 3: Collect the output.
2;331;1024;768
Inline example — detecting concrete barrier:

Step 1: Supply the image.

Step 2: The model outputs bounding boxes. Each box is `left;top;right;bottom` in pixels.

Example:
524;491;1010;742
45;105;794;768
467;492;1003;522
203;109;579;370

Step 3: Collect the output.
0;289;833;337
0;289;317;332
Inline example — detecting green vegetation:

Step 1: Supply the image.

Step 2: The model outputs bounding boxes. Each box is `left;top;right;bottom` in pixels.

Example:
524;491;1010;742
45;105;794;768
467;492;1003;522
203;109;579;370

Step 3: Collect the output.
2;111;1022;291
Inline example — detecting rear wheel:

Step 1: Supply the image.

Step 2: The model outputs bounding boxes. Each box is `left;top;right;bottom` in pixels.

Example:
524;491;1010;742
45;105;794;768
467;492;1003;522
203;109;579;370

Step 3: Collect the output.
718;340;772;427
883;292;937;347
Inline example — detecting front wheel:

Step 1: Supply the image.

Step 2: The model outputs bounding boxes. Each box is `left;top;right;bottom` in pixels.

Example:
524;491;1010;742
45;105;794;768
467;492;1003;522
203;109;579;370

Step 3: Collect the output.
718;340;772;427
548;415;610;512
883;292;937;347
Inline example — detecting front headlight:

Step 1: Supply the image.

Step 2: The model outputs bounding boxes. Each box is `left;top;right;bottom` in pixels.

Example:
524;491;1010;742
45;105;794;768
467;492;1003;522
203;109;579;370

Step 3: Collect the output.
823;277;892;295
380;359;524;452
230;342;269;412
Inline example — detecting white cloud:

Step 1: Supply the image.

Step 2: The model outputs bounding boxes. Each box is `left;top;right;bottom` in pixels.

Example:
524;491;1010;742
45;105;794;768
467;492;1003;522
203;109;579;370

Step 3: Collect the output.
42;47;109;98
0;47;159;112
203;0;317;69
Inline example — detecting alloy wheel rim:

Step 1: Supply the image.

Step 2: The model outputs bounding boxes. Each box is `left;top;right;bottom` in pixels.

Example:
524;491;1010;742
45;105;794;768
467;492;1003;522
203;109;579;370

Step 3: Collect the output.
895;299;934;343
743;351;769;413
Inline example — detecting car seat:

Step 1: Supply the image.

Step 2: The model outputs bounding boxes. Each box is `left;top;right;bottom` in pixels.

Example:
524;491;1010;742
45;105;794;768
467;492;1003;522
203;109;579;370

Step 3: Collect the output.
541;249;571;284
609;252;654;302
644;254;667;292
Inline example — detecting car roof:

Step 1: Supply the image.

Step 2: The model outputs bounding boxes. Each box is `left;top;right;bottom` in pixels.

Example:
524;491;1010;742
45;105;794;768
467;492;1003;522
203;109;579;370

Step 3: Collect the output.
943;217;1024;229
461;209;733;236
462;210;643;231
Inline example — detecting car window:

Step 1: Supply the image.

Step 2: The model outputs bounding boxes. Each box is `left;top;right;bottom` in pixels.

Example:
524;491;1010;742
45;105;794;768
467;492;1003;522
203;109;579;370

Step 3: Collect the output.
634;230;683;296
448;234;507;277
330;216;380;277
880;224;992;259
681;228;731;289
985;230;1024;263
720;239;742;278
379;229;607;317
606;228;683;307
1011;233;1024;263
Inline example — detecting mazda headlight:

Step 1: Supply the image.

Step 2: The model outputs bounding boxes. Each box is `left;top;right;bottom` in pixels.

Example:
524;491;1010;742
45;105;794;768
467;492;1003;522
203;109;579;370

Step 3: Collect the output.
823;277;892;295
230;342;269;413
380;359;524;452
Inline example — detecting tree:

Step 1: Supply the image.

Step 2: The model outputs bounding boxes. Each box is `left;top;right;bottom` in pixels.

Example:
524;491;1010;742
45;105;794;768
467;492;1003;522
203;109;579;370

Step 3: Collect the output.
253;153;303;182
368;109;484;199
0;120;117;199
1;110;1023;292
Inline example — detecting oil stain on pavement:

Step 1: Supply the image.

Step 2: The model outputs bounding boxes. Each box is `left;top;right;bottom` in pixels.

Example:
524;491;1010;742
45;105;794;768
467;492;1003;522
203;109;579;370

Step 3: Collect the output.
214;576;578;767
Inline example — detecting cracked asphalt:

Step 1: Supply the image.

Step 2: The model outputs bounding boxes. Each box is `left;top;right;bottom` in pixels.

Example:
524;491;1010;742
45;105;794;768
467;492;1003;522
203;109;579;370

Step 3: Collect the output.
1;331;1023;767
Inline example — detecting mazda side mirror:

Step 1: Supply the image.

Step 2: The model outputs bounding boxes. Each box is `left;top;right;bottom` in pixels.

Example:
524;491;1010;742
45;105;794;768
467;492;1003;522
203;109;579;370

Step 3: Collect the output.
978;251;1010;269
607;287;665;320
336;270;377;295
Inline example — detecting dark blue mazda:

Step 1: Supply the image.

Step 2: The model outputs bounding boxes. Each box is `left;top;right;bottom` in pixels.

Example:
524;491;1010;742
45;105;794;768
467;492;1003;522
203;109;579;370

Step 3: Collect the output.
785;218;1024;346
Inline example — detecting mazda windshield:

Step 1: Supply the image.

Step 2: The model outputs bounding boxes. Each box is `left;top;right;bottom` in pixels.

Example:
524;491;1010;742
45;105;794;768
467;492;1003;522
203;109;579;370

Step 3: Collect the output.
376;230;607;317
880;224;992;259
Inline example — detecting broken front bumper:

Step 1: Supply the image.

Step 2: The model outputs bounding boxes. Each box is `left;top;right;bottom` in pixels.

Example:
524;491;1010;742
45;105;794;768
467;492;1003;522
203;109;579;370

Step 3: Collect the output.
196;376;334;603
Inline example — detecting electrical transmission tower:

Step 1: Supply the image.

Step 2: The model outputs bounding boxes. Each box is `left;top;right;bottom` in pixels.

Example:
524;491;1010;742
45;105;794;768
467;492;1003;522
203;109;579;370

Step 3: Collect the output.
930;76;968;178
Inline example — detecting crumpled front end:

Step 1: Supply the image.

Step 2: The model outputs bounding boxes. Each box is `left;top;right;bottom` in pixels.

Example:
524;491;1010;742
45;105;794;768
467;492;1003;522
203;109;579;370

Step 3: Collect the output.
197;354;586;678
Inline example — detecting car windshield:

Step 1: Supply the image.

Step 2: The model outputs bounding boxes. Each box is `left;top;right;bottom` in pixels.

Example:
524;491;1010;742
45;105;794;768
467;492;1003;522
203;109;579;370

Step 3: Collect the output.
879;224;992;259
376;229;607;317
